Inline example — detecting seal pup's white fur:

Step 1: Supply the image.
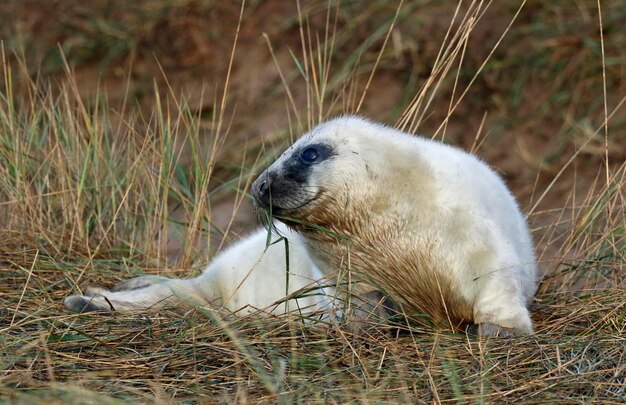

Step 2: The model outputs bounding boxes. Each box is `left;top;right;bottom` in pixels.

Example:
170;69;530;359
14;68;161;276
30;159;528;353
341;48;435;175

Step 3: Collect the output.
252;116;537;336
64;223;335;316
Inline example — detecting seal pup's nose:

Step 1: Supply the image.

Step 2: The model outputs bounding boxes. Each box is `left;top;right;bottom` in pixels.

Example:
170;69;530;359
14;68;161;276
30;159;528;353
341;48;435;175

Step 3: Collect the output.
252;173;272;207
258;179;269;202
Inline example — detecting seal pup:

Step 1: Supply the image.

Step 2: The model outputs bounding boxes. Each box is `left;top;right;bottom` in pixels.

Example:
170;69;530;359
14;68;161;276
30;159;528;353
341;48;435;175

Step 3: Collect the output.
64;223;335;316
252;116;537;336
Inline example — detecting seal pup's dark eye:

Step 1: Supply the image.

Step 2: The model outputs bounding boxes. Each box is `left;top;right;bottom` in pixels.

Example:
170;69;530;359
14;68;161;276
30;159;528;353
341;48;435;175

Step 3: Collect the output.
300;146;319;164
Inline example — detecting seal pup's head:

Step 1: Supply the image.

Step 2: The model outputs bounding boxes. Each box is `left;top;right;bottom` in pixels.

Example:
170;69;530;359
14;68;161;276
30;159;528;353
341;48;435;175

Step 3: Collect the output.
251;115;418;234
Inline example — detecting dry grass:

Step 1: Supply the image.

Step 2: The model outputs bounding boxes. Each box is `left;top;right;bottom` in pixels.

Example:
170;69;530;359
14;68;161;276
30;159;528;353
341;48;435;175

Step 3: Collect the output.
1;1;625;403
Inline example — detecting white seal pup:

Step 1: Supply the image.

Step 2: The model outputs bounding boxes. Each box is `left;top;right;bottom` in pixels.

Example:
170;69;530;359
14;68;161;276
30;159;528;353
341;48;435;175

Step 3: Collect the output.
64;223;335;316
251;116;537;336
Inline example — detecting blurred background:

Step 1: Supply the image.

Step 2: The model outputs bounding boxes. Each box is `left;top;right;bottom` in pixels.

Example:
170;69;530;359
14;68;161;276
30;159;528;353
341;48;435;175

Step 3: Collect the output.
1;0;624;273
